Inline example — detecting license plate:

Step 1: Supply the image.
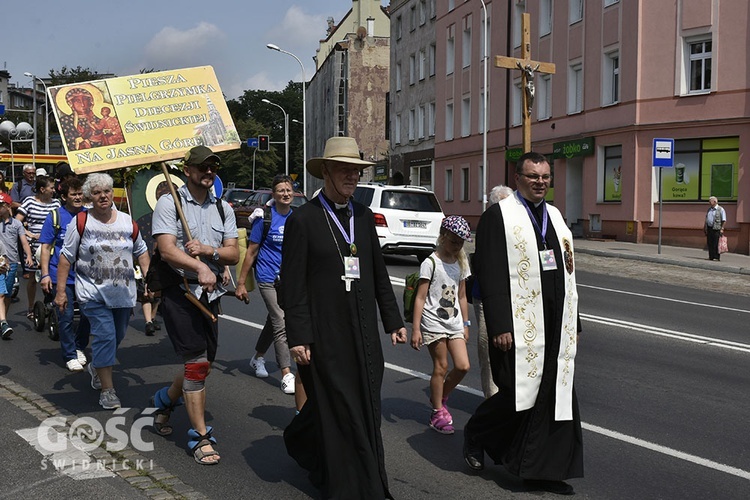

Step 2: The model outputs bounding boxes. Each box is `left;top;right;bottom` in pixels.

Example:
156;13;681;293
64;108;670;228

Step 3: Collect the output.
403;220;427;229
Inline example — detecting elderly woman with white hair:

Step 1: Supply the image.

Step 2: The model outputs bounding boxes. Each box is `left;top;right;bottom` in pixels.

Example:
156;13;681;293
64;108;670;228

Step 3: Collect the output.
471;184;513;399
55;173;150;410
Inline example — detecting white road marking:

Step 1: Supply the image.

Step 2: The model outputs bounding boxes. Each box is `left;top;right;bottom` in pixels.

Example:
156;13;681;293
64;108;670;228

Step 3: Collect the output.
581;313;750;353
15;428;115;480
579;284;750;314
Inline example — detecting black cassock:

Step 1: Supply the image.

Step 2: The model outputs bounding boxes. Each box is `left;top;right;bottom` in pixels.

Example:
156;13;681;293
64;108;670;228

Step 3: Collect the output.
465;200;584;481
280;194;403;499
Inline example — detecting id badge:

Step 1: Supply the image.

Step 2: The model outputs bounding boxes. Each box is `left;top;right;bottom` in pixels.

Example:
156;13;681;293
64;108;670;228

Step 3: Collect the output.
540;249;557;271
344;256;361;279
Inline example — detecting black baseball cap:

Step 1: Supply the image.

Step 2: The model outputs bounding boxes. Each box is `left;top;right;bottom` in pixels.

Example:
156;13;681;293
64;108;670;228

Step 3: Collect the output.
184;146;220;166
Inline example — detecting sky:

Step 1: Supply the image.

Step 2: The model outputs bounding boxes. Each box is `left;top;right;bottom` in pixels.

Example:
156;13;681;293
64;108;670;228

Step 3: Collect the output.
4;0;388;100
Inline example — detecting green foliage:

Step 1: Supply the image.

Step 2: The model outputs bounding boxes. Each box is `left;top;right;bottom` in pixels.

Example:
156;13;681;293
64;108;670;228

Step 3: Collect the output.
47;66;107;86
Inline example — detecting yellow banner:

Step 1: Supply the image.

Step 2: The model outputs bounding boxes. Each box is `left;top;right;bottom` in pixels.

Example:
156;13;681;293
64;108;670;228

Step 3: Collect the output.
48;66;240;174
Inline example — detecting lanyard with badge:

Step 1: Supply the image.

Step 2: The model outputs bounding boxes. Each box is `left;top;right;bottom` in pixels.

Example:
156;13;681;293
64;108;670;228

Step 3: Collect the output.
519;194;557;271
320;195;360;291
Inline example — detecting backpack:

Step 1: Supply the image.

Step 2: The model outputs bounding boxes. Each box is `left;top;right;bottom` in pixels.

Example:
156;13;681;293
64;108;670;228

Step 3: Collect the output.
74;210;139;245
403;256;435;323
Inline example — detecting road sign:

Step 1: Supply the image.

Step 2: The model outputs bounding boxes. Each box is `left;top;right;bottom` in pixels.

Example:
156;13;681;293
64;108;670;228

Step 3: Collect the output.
247;137;258;148
653;138;674;168
0;104;5;115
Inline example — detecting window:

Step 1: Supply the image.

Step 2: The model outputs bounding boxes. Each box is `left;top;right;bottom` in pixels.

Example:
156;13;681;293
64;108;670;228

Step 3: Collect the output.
394;114;401;144
445;102;454;140
479;14;491;61
419;0;427;25
430;0;436;19
419;49;426;80
688;39;712;93
569;0;583;24
396;63;402;92
445;168;454;202
461;96;471;137
446;26;455;75
410;6;416;31
512;80;522;126
477;164;485;201
568;63;583;114
448;0;455;11
668;137;739;201
396;16;402;40
603;145;622;202
604;0;619;6
429;43;436;76
603;51;619;105
461;167;470;201
418;105;426;139
428;102;436;137
408;108;415;142
409;54;416;85
462;18;472;69
537;75;551;120
540;0;552;36
513;3;523;48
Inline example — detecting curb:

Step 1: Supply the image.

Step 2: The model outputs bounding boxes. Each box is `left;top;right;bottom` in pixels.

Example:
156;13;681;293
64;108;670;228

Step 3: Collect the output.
575;247;750;276
0;376;207;500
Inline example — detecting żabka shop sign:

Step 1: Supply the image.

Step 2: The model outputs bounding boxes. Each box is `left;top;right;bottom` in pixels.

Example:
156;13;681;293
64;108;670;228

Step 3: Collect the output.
49;66;240;174
553;138;594;159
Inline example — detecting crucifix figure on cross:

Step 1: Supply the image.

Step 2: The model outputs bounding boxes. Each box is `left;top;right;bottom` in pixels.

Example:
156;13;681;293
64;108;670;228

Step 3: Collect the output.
496;13;556;152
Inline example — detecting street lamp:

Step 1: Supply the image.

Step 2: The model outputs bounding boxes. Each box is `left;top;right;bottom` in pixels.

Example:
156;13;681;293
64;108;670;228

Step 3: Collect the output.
24;72;49;155
478;1;489;212
267;43;307;196
261;98;289;176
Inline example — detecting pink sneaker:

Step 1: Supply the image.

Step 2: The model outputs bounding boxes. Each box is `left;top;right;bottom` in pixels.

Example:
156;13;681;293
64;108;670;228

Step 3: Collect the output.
429;408;455;434
441;397;453;424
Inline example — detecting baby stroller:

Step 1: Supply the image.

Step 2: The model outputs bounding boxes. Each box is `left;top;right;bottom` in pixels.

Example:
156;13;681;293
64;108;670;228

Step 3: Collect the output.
33;290;80;342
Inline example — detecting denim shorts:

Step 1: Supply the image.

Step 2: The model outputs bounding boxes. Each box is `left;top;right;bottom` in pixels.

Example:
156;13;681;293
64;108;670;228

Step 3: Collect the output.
0;263;18;296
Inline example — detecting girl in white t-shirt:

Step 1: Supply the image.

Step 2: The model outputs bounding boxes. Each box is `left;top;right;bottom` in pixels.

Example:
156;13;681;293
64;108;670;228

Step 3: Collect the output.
411;215;472;434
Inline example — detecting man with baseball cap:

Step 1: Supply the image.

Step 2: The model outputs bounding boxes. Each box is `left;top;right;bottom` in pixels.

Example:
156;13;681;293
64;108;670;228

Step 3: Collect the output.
149;145;238;465
0;192;33;338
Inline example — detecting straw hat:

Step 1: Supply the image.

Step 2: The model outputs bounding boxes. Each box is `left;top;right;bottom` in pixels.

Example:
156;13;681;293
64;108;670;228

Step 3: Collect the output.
306;137;374;179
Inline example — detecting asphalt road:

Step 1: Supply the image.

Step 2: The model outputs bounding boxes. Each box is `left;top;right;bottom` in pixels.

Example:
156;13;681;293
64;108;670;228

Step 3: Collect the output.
1;253;749;499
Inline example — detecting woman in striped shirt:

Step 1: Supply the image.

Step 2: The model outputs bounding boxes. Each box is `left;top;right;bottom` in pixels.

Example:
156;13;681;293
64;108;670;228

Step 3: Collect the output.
15;175;60;319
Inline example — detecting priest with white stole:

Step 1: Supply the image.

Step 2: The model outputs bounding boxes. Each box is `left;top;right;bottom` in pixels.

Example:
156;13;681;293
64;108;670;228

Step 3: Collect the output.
463;152;583;496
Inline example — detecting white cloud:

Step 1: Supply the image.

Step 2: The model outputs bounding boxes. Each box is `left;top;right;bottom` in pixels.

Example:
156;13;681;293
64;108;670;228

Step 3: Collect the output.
266;6;340;55
143;22;227;69
241;71;289;93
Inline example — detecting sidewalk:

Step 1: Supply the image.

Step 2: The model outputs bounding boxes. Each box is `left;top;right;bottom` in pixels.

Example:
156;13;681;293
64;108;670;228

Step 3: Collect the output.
464;237;750;276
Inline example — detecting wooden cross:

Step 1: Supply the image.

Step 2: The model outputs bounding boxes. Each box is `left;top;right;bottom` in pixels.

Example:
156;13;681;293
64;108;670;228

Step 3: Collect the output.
496;13;556;152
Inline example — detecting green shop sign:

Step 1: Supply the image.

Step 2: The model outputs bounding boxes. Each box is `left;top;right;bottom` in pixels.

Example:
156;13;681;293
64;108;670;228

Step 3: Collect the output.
553;137;594;159
505;148;524;162
373;164;388;182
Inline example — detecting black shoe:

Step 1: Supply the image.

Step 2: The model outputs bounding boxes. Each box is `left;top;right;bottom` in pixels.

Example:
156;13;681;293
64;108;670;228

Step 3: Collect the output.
463;436;484;471
153;320;162;331
524;479;575;495
145;322;156;336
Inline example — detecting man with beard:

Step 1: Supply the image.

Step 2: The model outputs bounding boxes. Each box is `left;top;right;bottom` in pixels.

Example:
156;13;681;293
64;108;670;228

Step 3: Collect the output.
150;146;238;465
281;136;407;498
463;152;583;496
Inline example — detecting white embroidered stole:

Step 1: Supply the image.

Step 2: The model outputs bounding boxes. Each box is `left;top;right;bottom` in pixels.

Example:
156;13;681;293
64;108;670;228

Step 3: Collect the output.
499;195;578;421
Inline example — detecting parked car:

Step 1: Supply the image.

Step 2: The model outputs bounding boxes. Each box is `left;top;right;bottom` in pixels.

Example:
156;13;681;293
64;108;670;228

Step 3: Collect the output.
234;188;308;229
353;183;444;261
221;188;254;208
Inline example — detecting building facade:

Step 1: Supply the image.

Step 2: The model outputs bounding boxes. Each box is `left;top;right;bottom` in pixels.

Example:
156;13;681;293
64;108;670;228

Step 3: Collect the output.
431;0;749;254
306;0;391;192
389;0;438;189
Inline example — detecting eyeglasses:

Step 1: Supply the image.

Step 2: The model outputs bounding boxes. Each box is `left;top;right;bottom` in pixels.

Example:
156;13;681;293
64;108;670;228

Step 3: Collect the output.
189;163;220;173
519;173;552;182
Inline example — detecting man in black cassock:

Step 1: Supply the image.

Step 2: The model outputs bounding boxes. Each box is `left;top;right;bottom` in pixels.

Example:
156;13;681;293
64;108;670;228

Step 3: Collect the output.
464;152;584;496
280;136;407;499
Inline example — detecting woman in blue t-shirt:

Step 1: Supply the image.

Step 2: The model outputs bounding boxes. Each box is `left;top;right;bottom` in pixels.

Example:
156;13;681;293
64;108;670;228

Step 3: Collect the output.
235;175;302;403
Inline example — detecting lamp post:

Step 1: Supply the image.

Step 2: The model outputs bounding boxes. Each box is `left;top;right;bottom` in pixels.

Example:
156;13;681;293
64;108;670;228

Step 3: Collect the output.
267;43;307;196
479;0;489;213
261;98;289;176
24;72;49;155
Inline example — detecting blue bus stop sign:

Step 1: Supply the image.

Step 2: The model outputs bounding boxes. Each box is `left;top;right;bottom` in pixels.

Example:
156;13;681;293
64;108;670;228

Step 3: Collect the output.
653;138;674;168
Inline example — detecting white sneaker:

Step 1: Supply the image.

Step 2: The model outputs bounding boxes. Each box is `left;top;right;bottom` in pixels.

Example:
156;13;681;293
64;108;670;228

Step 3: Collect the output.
76;350;87;366
250;356;268;378
66;359;84;372
281;373;296;394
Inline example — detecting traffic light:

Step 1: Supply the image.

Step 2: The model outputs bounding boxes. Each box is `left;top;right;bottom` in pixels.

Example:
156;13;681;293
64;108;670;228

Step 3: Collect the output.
258;135;270;151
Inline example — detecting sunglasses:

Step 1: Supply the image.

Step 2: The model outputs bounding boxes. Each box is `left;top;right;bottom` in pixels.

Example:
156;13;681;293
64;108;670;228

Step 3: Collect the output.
189;162;220;173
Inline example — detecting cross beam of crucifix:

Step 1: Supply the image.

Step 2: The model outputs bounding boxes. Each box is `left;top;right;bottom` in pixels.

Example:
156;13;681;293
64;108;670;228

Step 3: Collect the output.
495;13;556;152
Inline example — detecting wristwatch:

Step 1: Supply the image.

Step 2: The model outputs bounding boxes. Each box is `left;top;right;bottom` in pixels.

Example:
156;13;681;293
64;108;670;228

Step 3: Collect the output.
211;248;220;262
463;320;471;327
